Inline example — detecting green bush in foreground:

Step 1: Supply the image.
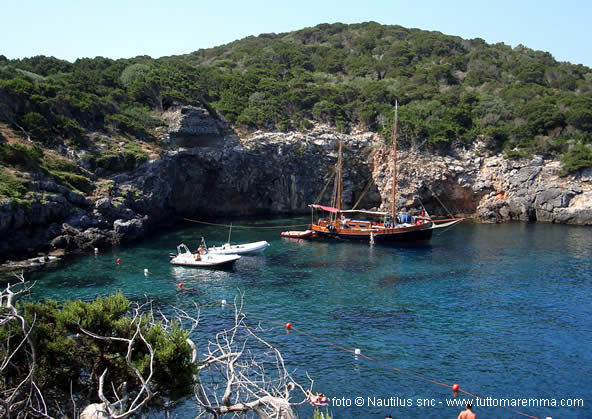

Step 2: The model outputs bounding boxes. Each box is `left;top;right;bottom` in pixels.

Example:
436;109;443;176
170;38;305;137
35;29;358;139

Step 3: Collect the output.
0;293;197;414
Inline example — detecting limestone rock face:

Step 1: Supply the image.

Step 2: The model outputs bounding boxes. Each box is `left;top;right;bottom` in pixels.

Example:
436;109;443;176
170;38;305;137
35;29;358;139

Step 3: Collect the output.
125;126;380;218
370;147;592;225
113;216;149;241
1;106;591;262
95;198;137;221
160;105;236;148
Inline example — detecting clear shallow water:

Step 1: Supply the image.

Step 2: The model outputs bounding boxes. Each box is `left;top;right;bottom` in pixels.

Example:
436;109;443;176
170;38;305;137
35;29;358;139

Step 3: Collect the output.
23;219;592;418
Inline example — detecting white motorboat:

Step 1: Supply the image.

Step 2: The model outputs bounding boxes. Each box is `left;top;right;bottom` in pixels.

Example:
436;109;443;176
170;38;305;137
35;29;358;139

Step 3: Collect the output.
208;240;269;255
170;243;240;268
207;223;269;255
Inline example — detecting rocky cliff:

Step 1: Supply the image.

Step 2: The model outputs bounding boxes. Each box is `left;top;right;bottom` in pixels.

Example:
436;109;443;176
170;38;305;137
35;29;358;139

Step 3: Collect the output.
1;106;590;262
371;143;592;225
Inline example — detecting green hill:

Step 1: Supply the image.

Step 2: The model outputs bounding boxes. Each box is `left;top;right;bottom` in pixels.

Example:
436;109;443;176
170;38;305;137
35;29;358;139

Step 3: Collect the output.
1;21;592;198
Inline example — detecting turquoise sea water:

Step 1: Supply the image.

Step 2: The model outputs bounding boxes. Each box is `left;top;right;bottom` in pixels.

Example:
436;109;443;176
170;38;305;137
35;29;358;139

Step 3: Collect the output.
23;218;592;418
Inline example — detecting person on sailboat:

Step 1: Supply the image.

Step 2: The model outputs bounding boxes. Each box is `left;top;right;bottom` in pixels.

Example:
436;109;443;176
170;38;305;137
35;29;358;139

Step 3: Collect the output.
340;214;348;228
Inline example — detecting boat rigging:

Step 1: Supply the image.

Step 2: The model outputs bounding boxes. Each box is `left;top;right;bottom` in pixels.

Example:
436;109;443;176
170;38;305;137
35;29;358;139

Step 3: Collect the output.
308;100;464;243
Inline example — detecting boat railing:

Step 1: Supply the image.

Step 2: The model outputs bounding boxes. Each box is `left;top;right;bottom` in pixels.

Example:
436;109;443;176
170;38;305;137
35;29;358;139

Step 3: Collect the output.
177;243;191;254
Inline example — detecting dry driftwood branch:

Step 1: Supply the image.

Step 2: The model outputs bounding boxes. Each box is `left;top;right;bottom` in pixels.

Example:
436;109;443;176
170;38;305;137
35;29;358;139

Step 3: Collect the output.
0;274;47;417
79;302;155;419
2;281;314;419
191;293;312;418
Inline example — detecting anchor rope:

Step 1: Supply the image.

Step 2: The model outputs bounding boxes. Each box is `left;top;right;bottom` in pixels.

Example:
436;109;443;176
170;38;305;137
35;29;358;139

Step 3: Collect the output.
182;217;309;229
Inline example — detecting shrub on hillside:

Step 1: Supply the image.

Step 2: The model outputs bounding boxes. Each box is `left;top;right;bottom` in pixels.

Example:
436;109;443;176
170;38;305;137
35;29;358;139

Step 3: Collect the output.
0;168;28;199
560;144;592;175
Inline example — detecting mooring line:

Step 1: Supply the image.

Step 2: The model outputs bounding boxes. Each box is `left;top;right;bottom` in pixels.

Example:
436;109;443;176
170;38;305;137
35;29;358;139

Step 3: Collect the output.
182;217;309;229
111;257;541;419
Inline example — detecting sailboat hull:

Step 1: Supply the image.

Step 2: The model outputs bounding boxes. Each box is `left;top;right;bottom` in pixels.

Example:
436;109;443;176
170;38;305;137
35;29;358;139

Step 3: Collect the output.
373;226;433;242
311;223;433;243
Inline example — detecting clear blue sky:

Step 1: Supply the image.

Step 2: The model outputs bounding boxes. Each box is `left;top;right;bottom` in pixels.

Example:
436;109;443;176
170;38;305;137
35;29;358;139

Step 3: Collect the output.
2;0;591;67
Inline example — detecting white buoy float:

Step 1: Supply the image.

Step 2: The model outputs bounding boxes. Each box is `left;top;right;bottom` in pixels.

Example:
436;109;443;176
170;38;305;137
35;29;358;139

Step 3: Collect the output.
144;268;149;275
354;348;361;355
221;299;227;307
94;248;99;254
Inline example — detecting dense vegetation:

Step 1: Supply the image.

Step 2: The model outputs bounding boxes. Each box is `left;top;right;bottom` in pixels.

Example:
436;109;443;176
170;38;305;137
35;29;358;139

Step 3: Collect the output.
1;21;592;185
0;292;196;415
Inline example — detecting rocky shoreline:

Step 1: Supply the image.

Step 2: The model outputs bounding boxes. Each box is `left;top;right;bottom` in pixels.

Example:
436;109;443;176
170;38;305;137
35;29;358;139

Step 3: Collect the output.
372;141;592;225
1;106;591;265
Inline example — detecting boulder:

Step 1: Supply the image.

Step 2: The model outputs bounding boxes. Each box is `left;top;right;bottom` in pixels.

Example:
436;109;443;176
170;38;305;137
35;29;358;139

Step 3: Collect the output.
64;211;110;230
113;216;149;241
66;190;92;207
95;198;137;221
162;105;235;148
74;228;113;249
51;234;74;250
554;208;592;225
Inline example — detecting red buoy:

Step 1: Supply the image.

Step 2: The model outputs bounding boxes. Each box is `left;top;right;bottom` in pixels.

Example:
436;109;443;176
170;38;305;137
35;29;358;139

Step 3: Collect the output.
116;258;121;264
452;383;460;392
178;283;183;289
285;322;292;330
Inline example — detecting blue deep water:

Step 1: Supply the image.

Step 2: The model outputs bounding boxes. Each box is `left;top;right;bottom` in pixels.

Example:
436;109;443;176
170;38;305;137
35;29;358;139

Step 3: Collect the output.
23;218;592;418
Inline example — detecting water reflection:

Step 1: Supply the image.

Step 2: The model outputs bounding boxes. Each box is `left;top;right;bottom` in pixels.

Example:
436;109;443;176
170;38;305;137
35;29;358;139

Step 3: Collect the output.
170;266;233;283
22;219;592;419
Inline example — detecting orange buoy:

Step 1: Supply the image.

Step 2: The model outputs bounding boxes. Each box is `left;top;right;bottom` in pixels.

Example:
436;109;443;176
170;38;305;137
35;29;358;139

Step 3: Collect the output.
116;258;121;264
285;322;292;330
452;383;460;392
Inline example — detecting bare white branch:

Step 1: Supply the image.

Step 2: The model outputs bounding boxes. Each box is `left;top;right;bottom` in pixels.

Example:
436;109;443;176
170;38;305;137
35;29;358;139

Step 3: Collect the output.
2;282;314;419
191;293;312;418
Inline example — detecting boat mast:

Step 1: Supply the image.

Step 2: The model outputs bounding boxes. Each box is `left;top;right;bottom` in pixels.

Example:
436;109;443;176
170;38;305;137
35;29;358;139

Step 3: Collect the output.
336;140;343;213
391;100;398;221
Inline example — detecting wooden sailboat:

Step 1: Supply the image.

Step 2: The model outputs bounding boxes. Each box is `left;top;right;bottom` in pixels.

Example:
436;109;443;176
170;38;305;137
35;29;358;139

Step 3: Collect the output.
309;101;462;242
